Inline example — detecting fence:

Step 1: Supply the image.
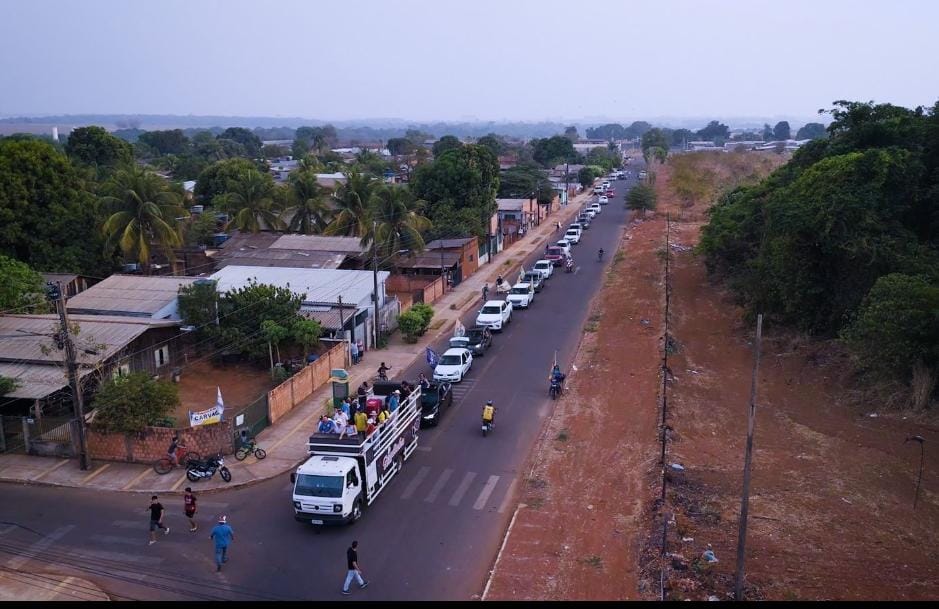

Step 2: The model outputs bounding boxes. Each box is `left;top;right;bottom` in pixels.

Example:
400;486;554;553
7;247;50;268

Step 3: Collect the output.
378;297;401;336
0;415;74;457
267;341;349;425
230;393;269;447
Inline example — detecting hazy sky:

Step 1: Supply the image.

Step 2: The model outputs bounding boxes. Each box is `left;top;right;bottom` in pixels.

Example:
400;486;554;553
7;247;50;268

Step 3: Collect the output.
2;0;937;122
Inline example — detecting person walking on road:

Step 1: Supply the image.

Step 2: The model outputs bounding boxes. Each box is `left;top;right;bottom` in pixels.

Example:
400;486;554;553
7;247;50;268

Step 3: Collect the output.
148;495;169;545
184;487;198;532
341;540;368;595
210;515;234;572
482;283;489;301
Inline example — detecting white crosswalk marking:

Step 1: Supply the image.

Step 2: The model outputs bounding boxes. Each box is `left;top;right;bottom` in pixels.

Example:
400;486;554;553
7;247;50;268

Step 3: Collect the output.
400;466;431;500
473;475;500;510
424;468;453;503
448;472;477;507
498;477;518;513
76;549;163;567
5;525;74;570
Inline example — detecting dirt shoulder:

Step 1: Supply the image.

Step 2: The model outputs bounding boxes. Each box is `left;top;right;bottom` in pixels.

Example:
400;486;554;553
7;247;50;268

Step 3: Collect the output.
484;208;665;600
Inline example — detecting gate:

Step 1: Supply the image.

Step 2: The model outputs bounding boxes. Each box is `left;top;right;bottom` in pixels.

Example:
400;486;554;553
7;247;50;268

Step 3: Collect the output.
231;393;269;447
0;415;74;456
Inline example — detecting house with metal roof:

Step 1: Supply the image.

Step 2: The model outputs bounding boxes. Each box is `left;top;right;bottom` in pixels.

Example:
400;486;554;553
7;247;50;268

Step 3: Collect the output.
65;275;199;321
208;232;367;271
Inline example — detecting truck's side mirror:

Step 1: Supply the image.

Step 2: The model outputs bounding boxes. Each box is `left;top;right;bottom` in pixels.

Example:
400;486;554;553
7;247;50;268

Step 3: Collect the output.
290;473;297;484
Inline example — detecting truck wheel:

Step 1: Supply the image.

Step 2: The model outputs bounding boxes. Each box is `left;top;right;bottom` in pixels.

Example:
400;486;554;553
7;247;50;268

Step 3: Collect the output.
351;500;363;523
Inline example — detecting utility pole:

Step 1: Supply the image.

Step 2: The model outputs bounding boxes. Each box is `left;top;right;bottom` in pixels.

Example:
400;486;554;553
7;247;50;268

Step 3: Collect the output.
734;313;763;601
337;294;346;341
371;220;380;349
53;282;90;471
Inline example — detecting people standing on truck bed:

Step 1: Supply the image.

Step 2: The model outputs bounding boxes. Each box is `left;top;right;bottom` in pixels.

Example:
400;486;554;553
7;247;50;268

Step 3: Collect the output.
357;382;369;410
354;408;368;438
388;389;400;413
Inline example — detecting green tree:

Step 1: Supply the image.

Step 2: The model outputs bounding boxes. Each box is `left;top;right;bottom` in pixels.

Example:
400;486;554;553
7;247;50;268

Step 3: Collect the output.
387;137;416;156
564;126;579;142
215;280;310;362
773;121;792;141
842;273;939;383
262;144;289;159
0;255;48;313
99;166;187;272
0;375;19;396
291;138;311;159
137;129;190;155
531;136;575;167
184;212;220;247
65;126;133;168
285;170;332;234
325;171;374;237
0;139;113;275
220;169;283;233
476;134;504;156
398;309;424;343
578;166;596;188
762;123;774;141
432;135;463;157
178;279;219;351
626;183;658;216
641;128;670;163
585;124;626;140
90;373;180;433
498;165;549;198
623;121;653;140
367;184;431;259
194;158;261;207
410;144;500;242
671;128;694;147
218;127;262;158
696;120;730;142
796;122;827;140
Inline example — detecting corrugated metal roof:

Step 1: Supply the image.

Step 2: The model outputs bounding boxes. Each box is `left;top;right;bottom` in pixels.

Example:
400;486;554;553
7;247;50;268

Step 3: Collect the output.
66;275;198;316
217;249;347;270
271;234;367;254
0;314;154;366
299;307;354;331
0;362;94;399
209;266;389;307
41;273;79;284
394;252;460;269
425;238;476;249
497;199;526;211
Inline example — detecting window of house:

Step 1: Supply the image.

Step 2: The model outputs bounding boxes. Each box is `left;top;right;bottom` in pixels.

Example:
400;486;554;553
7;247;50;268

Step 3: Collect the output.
154;345;170;368
112;362;131;379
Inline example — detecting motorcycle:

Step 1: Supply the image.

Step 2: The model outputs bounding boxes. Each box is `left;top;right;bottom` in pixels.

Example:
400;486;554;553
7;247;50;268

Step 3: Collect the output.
481;418;494;437
186;455;232;483
565;258;574;273
549;378;562;400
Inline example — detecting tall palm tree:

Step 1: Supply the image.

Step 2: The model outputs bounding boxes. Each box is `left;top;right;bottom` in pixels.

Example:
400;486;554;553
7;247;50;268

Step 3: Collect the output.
221;169;283;233
367;184;431;259
286;170;332;234
100;166;187;273
324;171;374;237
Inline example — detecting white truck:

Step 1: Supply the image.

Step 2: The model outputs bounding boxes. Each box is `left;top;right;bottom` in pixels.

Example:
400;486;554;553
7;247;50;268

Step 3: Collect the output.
291;383;422;525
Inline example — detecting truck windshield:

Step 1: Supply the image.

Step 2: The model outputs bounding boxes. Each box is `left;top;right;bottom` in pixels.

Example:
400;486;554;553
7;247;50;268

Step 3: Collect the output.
481;305;501;314
294;474;343;498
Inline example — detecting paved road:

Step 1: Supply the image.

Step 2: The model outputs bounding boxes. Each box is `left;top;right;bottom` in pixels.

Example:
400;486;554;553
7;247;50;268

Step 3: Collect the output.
0;167;642;601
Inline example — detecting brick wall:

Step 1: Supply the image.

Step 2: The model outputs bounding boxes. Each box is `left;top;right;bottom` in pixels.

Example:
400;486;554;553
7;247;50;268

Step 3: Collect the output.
267;341;349;424
87;420;235;464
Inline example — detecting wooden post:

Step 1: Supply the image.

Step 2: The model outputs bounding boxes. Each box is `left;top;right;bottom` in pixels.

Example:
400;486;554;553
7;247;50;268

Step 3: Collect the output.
734;313;763;601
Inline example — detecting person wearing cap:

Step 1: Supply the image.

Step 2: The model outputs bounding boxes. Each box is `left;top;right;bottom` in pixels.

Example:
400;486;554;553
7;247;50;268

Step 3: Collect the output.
209;516;234;572
387;390;400;413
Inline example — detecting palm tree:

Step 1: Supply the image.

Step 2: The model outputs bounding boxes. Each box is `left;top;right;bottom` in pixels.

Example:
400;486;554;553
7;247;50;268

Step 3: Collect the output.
324;171;374;237
221;169;283;233
367;184;431;259
286;171;332;234
100;166;187;273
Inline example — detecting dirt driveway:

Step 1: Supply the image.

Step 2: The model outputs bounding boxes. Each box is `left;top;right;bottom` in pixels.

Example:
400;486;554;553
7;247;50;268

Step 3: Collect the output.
173;359;273;426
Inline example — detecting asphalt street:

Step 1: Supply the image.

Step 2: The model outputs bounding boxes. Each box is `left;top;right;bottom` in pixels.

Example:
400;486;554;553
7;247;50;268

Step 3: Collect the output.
0;163;643;601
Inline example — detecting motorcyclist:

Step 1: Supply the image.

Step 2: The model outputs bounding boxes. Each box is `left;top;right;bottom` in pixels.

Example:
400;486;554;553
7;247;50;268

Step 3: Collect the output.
482;400;495;428
598;248;605;261
565;256;574;272
550;364;566;386
377;362;391;380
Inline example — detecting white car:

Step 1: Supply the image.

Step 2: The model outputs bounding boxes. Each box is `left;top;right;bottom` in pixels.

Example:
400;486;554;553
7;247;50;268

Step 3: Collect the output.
433;347;473;382
564;228;581;244
475;299;513;331
569;222;583;233
589;202;602;215
598;195;609;204
506;282;535;309
602;181;611;189
554;240;572;257
533;259;554;280
583;208;596;220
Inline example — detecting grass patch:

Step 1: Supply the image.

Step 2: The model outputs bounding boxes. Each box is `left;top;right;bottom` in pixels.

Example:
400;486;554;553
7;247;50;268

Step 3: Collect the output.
580;555;604;569
584;311;602;333
526;496;545;509
528;476;547;489
613;250;625;265
502;257;515;267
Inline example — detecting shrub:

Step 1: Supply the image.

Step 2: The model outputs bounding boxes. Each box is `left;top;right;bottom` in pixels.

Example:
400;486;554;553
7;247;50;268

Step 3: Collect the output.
411;303;435;331
90;373;180;434
398;309;425;343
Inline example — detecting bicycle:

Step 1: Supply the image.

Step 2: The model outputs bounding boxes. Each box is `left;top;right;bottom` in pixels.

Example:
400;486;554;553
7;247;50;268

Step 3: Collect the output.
153;447;202;475
234;438;267;461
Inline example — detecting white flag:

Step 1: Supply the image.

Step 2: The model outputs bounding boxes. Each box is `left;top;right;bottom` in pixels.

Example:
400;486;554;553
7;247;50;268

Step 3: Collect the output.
216;386;225;413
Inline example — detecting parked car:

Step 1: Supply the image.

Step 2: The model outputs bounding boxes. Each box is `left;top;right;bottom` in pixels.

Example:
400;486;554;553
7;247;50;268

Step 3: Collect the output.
432;347;473;383
577;214;591;228
475;299;513;331
602;181;611;189
564;228;581;244
598;195;609;204
554;240;572;257
522;270;545;292
605;188;615;198
420;381;453;427
569;222;583;232
544;247;566;266
449;326;493;356
589;202;602;215
534;259;555;279
638;170;647;179
582;208;597;220
506;282;535;309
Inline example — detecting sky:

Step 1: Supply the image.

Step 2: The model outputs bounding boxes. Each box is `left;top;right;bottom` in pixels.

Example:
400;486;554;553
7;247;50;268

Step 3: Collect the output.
1;0;937;123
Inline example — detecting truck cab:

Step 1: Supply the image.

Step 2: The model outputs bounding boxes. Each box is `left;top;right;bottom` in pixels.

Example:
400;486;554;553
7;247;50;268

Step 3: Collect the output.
292;455;364;524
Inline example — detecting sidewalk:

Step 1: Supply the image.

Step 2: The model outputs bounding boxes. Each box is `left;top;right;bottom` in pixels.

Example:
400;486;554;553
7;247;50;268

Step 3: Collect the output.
0;567;110;601
0;190;595;495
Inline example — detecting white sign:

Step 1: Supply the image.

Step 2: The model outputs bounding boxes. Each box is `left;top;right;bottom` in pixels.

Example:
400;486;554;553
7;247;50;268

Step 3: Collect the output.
189;404;223;427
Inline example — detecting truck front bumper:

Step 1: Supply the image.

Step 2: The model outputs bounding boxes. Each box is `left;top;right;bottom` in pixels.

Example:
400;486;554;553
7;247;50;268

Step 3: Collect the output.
294;510;352;526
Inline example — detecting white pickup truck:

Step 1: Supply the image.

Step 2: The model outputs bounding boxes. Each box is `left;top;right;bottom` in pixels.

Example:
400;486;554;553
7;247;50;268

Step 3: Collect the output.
291;384;422;525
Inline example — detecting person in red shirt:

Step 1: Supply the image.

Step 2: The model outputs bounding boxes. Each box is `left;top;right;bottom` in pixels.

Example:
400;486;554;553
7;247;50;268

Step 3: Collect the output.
184;487;198;532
